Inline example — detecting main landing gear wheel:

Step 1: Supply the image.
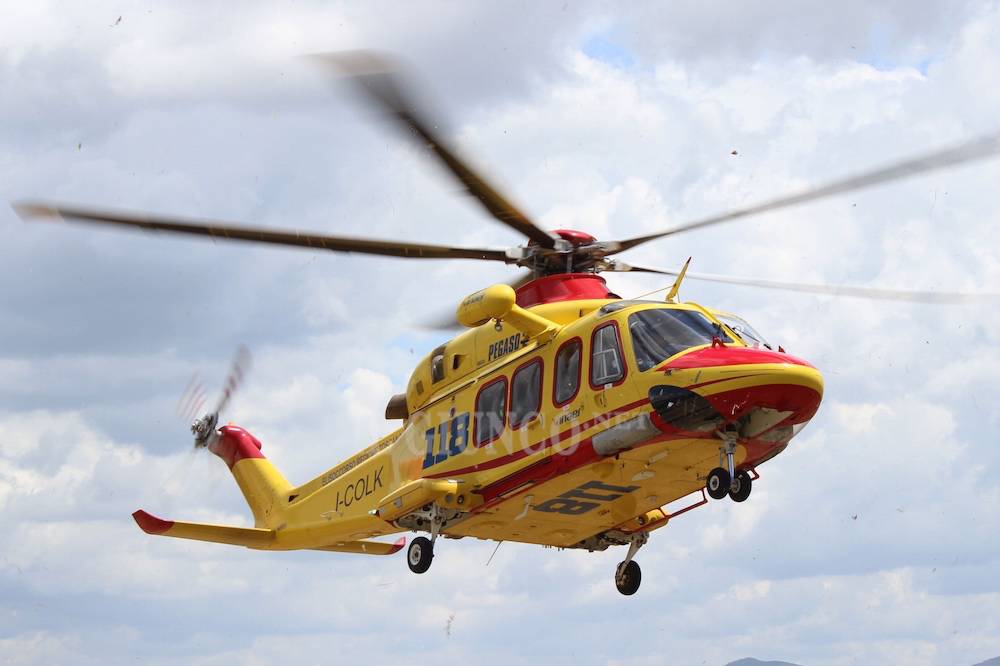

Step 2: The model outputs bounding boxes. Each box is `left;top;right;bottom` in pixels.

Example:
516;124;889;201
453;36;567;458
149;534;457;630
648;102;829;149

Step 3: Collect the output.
614;533;647;596
615;560;641;596
706;467;731;500
729;470;752;502
407;536;434;574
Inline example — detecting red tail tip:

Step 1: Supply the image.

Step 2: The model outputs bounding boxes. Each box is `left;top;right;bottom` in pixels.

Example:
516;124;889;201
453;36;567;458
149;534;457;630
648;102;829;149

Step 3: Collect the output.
132;509;174;535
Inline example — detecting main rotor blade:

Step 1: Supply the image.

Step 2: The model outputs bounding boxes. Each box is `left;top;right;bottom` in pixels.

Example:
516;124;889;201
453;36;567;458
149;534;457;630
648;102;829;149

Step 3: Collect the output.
609;132;1000;254
13;201;513;262
610;263;998;304
315;51;557;249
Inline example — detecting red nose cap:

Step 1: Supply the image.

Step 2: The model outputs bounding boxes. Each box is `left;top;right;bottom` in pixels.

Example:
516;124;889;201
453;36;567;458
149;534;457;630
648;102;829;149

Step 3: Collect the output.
660;345;814;371
658;345;823;424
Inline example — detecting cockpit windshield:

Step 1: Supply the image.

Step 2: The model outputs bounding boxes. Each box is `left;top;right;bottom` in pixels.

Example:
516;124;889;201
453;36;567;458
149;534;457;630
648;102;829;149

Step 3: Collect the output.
714;313;771;350
628;308;732;371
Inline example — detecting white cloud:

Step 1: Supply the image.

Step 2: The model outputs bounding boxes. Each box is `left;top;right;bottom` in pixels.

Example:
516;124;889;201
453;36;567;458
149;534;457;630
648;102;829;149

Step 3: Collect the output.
1;2;999;665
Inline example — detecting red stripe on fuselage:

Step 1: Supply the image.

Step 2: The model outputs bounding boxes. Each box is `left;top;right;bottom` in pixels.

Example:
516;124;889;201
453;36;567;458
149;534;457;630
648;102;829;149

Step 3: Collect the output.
685;374;756;390
426;397;651;479
439;381;820;513
472;439;604;510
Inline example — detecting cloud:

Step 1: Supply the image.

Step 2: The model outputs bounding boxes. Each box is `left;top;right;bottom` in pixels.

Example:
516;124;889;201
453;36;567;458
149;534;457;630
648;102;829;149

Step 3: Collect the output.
1;2;999;665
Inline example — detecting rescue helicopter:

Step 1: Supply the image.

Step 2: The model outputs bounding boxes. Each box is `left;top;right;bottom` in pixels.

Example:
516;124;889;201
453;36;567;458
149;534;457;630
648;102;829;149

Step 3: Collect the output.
13;53;1000;595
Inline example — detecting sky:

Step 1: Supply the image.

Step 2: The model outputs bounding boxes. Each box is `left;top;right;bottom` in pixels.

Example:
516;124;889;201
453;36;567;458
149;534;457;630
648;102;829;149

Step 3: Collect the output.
1;1;999;665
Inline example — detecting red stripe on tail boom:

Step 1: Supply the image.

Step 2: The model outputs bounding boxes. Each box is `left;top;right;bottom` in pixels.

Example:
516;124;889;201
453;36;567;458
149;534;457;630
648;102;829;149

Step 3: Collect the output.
209;425;265;469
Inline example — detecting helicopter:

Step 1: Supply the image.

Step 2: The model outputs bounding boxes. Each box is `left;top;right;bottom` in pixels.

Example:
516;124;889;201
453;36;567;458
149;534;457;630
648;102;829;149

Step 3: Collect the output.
13;52;999;595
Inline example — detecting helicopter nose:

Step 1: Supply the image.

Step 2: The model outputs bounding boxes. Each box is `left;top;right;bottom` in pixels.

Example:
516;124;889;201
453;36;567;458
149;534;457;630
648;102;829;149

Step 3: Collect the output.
651;345;823;435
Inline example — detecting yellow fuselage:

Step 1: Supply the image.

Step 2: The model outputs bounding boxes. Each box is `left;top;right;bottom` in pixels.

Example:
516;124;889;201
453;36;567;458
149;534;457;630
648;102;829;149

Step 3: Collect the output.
266;297;823;549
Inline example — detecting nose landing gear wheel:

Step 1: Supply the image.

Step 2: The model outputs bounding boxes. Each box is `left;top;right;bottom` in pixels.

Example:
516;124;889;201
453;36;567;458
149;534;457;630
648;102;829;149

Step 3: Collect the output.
407;536;434;574
706;467;731;500
615;560;641;596
728;470;752;502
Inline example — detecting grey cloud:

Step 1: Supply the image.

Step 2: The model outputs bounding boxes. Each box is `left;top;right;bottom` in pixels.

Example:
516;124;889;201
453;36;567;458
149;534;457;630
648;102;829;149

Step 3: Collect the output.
620;0;983;73
2;2;1000;665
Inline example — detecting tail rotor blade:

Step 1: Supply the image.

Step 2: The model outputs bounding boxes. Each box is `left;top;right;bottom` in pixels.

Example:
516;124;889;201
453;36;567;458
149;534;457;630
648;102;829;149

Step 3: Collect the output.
176;373;206;424
179;346;254;450
213;345;252;417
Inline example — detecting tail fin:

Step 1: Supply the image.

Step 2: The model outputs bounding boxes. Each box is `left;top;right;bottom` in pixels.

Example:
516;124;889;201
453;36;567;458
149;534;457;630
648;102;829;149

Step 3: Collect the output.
207;425;291;529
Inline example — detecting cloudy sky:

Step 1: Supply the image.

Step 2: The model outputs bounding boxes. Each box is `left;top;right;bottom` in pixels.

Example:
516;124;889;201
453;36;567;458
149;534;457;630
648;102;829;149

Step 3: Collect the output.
2;2;999;665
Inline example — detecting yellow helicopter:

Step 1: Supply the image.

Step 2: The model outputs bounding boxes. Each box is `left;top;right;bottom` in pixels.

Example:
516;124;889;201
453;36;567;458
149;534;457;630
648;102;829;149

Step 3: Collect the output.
13;53;999;595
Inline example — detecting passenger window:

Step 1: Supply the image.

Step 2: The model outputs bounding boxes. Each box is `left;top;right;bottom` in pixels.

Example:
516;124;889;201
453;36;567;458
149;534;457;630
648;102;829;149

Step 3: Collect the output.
510;359;542;428
475;377;507;446
553;339;581;406
430;344;447;383
591;323;624;387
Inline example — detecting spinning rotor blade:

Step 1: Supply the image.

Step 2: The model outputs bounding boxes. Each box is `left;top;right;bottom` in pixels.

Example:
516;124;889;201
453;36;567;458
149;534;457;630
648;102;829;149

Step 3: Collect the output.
176;373;207;425
214;345;252;418
610;263;999;304
13;202;512;262
187;345;253;449
316;51;557;249
608;132;1000;254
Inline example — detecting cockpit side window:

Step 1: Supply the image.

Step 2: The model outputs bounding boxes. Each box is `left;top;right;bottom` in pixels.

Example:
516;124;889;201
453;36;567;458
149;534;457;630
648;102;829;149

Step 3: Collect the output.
629;308;732;371
716;314;771;349
590;323;625;387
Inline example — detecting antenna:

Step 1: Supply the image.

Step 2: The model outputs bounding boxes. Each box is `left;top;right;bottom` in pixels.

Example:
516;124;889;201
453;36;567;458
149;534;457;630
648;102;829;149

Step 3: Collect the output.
665;257;692;303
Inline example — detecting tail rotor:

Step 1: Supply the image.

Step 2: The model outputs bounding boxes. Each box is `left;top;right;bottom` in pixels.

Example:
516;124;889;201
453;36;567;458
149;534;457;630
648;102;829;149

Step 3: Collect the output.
189;345;252;449
177;374;207;425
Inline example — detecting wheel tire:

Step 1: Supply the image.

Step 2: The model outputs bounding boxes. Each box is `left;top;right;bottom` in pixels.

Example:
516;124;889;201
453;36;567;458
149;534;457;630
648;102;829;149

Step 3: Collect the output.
615;560;641;596
729;470;752;503
407;536;434;574
706;467;731;500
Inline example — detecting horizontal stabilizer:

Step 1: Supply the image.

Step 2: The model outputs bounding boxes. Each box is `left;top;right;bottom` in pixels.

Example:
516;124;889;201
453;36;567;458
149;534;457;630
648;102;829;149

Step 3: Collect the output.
133;510;404;555
311;537;406;556
133;509;274;547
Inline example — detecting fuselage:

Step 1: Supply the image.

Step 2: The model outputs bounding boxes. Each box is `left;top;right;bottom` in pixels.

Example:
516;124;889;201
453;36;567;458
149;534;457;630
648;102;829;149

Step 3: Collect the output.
273;278;823;550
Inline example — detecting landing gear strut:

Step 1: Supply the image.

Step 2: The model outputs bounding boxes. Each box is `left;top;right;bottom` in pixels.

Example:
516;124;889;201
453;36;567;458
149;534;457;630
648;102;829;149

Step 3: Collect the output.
406;504;444;575
614;533;647;596
707;429;739;500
